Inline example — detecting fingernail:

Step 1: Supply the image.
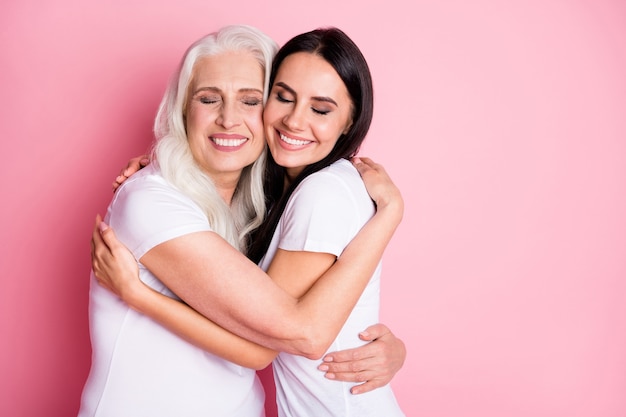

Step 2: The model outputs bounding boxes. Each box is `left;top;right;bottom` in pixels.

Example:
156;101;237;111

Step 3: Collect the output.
359;331;370;338
317;364;329;371
325;372;336;380
323;356;333;362
99;221;109;232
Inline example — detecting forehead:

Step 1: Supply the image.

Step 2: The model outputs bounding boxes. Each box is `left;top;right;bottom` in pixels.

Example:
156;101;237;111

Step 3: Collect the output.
191;51;264;91
275;52;340;85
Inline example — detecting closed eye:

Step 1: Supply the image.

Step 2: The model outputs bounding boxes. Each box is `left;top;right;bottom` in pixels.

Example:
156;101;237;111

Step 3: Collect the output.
243;98;262;106
200;97;219;104
276;92;293;103
312;108;330;115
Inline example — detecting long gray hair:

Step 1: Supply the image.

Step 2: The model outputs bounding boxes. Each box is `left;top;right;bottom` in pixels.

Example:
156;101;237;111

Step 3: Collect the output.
151;25;278;252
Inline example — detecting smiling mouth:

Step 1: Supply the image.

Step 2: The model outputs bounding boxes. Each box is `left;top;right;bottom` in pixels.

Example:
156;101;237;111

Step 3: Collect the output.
279;132;311;146
211;137;247;147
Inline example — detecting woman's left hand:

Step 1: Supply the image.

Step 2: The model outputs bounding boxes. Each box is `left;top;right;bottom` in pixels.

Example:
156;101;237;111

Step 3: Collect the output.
317;323;406;394
90;215;143;301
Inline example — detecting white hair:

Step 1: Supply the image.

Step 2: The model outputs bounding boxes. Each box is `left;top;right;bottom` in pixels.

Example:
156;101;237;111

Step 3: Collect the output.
151;25;278;252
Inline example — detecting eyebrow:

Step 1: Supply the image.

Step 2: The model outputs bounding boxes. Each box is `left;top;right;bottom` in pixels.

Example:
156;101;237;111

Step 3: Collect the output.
275;81;338;107
192;86;264;95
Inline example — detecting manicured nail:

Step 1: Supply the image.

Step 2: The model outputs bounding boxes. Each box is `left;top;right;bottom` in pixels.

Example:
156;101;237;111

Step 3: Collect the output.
317;364;329;371
99;221;109;232
359;331;370;339
323;356;334;362
325;372;336;380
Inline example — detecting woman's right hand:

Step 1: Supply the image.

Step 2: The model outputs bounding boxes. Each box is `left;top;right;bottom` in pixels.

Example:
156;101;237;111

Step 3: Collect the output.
112;155;150;192
90;215;144;302
351;156;404;220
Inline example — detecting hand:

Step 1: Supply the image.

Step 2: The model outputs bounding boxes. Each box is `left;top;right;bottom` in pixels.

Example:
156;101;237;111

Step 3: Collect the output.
90;215;143;301
112;155;150;192
317;323;406;395
351;157;403;213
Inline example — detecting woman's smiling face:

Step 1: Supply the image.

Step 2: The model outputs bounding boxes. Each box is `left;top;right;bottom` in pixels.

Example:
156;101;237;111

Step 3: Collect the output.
263;52;354;180
185;51;266;182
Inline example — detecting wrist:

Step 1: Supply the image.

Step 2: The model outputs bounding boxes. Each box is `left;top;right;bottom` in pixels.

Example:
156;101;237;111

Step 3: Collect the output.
376;195;404;226
118;275;148;308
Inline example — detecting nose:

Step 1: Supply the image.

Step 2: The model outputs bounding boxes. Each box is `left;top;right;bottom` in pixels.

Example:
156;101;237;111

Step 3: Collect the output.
282;106;306;131
216;101;241;129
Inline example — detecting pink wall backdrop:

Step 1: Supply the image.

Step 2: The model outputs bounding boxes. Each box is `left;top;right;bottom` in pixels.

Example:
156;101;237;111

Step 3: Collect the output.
2;1;625;416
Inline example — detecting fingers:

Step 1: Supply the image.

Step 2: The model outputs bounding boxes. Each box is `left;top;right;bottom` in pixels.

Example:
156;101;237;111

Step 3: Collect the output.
351;156;376;177
358;323;392;342
349;379;389;395
112;155;149;192
319;360;392;395
91;216;108;280
319;354;380;375
319;342;387;386
91;215;105;256
138;156;150;168
318;324;405;394
112;176;126;192
98;220;123;252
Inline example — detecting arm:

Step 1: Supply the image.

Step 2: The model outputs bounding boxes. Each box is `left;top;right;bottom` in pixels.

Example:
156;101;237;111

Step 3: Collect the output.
262;157;406;390
101;156;407;384
93;157;403;359
91;218;277;370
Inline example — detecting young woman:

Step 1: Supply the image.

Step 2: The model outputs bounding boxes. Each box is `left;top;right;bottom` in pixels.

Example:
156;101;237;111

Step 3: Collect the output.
87;26;405;416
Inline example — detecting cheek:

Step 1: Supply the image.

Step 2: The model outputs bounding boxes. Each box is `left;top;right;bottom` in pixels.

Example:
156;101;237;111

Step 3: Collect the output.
315;124;343;147
262;101;281;124
185;106;204;133
248;112;264;135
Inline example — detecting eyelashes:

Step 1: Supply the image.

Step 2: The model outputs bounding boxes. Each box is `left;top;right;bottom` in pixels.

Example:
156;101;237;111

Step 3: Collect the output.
274;92;330;116
198;96;262;107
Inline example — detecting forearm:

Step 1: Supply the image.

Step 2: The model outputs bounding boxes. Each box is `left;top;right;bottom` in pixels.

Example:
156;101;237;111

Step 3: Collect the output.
98;213;402;360
294;200;403;355
227;199;403;358
124;282;277;370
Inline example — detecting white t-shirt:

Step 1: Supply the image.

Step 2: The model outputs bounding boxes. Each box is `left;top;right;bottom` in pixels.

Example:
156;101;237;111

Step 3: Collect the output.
78;164;265;417
258;159;404;417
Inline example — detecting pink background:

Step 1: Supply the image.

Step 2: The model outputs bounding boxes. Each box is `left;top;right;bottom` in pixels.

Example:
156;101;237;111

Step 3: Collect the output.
1;1;625;416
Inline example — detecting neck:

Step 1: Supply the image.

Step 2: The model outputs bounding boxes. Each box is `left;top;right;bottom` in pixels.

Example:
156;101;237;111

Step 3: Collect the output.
284;166;304;191
212;173;240;206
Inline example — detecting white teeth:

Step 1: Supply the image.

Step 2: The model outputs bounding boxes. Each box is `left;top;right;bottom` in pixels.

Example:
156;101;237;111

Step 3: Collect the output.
280;133;310;146
212;137;247;147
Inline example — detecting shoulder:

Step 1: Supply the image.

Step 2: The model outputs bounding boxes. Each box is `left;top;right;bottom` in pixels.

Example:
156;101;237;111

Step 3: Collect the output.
112;165;199;215
277;160;373;254
106;165;211;257
284;159;373;225
298;159;361;193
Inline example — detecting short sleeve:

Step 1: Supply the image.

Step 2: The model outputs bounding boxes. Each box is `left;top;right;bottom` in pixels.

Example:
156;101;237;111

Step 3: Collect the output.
105;167;212;260
277;169;363;256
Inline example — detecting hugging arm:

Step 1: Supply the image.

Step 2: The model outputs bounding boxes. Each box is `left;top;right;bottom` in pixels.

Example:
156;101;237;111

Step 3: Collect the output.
91;218;276;370
94;157;404;378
